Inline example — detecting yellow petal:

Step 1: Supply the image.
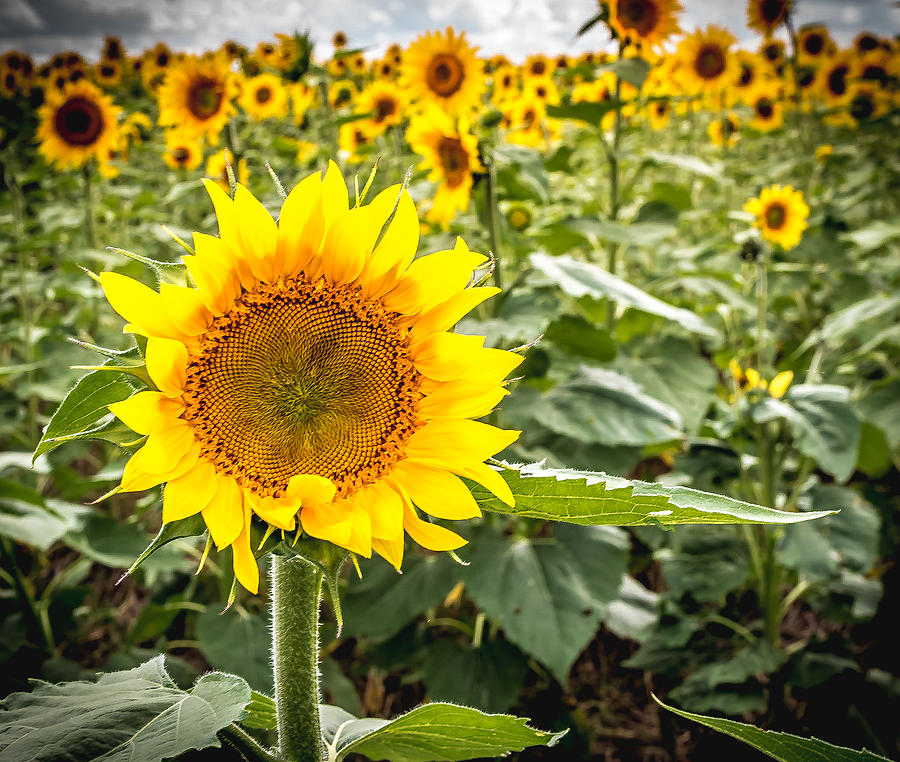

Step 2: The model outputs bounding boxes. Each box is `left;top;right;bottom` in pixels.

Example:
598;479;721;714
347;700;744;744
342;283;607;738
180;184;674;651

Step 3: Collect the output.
251;493;300;530
346;504;373;558
769;370;794;399
417;381;508;420
145;337;188;396
402;501;467;552
158;283;211;336
359;186;417;294
231;505;260;594
234;184;278;283
409;287;500;344
120;440;199;492
140;419;195;474
100;272;183;340
109;391;180;435
390;461;481;520
320;160;349;232
300;502;353;547
406;419;520;467
285;473;337;507
319;207;378;285
413;332;485;382
162;457;218;523
372;536;404;570
452;461;515;507
745;367;763;389
277;171;324;274
353;481;403;540
202;177;238;245
202;475;244;549
456;347;524;384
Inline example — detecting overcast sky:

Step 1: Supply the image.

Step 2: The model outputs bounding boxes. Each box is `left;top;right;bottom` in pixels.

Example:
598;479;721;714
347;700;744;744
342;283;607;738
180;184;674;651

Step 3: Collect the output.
2;0;897;63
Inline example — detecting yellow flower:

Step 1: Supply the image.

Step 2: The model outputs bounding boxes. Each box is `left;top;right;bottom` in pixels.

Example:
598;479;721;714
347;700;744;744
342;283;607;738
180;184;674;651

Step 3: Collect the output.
99;163;520;592
797;24;834;65
607;0;682;50
36;79;121;170
338;122;373;163
744;184;809;251
815;53;854;107
400;27;486;115
93;59;122;88
163;131;203;170
730;361;793;399
707;113;740;146
157;53;237;141
239;73;289;121
291;83;316;125
328;79;358;110
769;371;793;399
355;80;406;137
746;0;791;37
815;144;833;162
676;25;739;94
406;108;484;227
747;84;783;131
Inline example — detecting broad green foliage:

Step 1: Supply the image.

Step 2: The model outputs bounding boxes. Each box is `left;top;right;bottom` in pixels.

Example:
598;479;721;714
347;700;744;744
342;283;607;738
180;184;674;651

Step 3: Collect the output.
0;658;251;762
319;703;566;761
655;695;892;762
471;462;835;526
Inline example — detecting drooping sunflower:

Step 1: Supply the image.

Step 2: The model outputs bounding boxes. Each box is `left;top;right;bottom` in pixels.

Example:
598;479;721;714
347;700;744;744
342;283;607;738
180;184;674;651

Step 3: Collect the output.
406;108;484;227
157;54;237;141
100;164;519;592
607;0;682;50
163;131;203;170
355;80;406;137
400;27;485;115
746;0;791;37
36;79;120;169
744;184;809;250
239;73;289;121
676;26;739;94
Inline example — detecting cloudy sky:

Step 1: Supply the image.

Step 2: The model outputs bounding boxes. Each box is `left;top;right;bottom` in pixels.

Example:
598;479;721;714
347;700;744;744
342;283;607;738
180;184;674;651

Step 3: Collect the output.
2;0;897;62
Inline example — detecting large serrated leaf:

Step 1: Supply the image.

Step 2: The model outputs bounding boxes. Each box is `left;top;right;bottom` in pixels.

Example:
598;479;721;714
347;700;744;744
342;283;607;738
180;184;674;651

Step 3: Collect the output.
0;657;251;762
34;366;141;460
531;252;717;338
472;463;836;526
321;702;565;761
654;695;891;761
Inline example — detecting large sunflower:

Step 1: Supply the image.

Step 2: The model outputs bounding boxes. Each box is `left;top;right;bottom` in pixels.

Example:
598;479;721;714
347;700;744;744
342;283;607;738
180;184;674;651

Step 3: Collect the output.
676;26;738;94
239;73;289;121
746;0;791;37
157;54;237;141
607;0;682;50
406;108;484;226
100;164;519;592
36;79;120;169
744;184;809;250
400;27;485;115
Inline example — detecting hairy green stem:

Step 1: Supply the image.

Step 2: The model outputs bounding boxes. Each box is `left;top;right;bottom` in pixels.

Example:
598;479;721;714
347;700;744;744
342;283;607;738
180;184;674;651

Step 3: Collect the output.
483;159;503;293
755;254;769;373
220;723;281;762
271;554;325;762
83;165;97;248
604;42;625;333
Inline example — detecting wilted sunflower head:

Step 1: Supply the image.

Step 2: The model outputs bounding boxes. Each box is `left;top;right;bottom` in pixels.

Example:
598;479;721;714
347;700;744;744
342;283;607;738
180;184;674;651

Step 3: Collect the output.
608;0;682;50
36;79;120;169
99;163;520;593
401;27;486;115
746;0;791;37
744;184;809;250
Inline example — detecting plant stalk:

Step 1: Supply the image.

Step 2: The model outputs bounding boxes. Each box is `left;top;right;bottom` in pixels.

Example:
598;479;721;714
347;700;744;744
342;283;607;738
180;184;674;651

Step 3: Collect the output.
271;554;325;762
483;158;503;293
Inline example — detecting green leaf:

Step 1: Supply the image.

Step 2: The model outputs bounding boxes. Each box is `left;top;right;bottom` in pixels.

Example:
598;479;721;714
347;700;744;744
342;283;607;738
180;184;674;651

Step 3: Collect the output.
562;217;675;246
654;694;891;761
0;480;89;549
546;99;622;126
857;378;900;450
543;314;617;362
461;524;627;682
196;607;274;693
531;252;717;338
0;656;251;762
642;151;724;181
656;526;750;601
421;639;528;714
472;462;836;526
840;217;900;253
492;145;549;203
753;385;861;482
535;367;683;446
241;690;277;731
123;514;208;578
33;366;140;460
320;657;362;716
796;293;900;355
599;56;651;89
321;702;566;761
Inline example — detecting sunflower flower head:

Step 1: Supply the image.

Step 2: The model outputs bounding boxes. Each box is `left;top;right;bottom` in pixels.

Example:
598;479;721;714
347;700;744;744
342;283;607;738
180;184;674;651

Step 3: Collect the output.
743;184;809;250
607;0;682;50
157;53;238;141
98;163;520;593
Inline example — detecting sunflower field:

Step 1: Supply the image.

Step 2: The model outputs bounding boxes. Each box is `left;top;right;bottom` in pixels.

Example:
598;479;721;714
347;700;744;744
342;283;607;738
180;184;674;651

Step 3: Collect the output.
1;1;899;760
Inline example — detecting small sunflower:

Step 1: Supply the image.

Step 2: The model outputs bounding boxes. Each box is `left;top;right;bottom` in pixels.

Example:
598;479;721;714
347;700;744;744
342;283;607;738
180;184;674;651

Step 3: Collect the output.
291;83;316;125
99;164;519;592
157;54;237;141
102;36;125;62
239;73;289;120
94;60;122;88
797;25;833;65
163;131;203;170
845;83;887;125
746;0;791;37
607;0;682;50
708;113;740;146
676;26;738;93
524;54;550;79
401;27;485;115
355;80;406;137
406;108;484;227
333;31;348;50
744;184;809;250
748;85;783;131
206;148;249;192
338;123;373;163
491;65;519;105
647;98;672;129
36;79;120;170
759;39;785;68
816;53;853;106
853;31;881;56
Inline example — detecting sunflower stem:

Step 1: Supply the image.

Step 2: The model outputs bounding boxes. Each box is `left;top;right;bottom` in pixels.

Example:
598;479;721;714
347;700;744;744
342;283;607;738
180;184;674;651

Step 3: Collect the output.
483;157;503;294
83;164;97;249
271;553;325;762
